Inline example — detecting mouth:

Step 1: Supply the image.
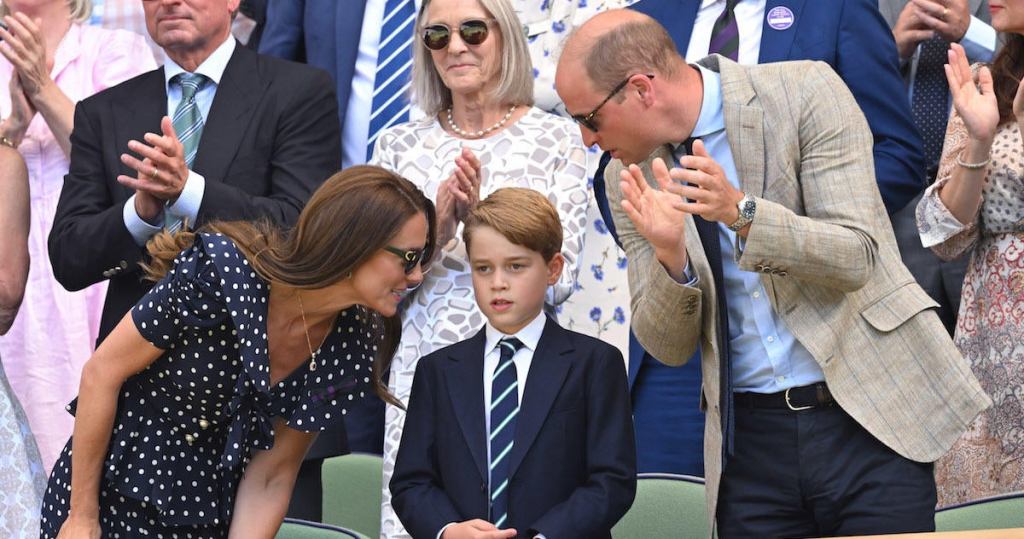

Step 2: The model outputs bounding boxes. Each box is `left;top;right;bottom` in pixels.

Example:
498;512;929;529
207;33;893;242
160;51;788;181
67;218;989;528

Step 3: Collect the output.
490;298;513;312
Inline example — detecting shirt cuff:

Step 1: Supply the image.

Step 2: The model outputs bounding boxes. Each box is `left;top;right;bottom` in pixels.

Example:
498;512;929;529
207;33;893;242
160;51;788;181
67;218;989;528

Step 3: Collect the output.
165;169;206;225
961;15;997;62
679;259;698;286
437;522;455;539
123;195;164;246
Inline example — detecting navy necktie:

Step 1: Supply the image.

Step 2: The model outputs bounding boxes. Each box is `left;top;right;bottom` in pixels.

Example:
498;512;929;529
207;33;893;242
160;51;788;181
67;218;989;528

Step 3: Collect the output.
489;337;524;527
912;36;950;181
708;0;741;61
678;138;734;461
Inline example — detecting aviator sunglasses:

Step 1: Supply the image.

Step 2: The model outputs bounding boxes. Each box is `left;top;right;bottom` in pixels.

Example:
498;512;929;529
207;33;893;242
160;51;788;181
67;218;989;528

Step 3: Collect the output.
422;19;492;50
384;245;430;275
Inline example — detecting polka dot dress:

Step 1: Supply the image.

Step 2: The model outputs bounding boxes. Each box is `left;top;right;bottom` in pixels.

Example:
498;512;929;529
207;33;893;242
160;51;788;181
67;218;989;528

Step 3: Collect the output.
39;233;377;538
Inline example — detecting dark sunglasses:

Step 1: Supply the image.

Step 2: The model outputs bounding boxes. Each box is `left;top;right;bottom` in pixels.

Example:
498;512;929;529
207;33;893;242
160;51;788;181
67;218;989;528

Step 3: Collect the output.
422;19;492;50
384;245;429;274
572;74;655;133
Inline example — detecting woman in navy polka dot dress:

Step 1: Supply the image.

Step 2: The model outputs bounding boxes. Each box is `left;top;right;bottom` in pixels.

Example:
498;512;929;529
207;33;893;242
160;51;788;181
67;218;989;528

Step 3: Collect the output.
39;166;435;539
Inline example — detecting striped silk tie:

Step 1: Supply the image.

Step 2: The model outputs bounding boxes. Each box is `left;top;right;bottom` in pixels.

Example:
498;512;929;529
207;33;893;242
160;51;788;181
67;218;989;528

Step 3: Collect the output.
489;337;525;528
165;73;208;231
708;0;740;61
366;0;416;161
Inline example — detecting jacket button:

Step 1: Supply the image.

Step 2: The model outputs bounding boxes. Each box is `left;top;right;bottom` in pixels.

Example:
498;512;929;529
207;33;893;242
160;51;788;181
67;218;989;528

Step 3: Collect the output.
119;260;128;269
198;419;210;429
778;271;788;277
102;270;112;278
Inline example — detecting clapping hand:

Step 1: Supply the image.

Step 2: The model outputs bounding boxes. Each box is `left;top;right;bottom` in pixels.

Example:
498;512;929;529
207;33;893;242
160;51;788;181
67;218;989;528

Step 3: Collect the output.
619;158;691;279
449;147;482;221
0;72;36;146
945;43;999;145
0;13;52;99
117;116;191;222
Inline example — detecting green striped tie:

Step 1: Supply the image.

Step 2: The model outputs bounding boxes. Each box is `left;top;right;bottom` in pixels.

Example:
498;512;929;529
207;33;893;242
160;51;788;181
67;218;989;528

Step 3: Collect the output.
166;73;208;231
172;73;208;168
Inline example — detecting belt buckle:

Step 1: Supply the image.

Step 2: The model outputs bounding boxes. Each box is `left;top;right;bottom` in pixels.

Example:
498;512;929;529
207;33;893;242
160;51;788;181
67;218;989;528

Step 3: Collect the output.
785;387;814;411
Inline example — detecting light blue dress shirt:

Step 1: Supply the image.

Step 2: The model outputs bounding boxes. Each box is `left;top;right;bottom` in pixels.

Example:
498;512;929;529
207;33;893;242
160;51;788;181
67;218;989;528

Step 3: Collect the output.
686;64;824;393
123;36;236;246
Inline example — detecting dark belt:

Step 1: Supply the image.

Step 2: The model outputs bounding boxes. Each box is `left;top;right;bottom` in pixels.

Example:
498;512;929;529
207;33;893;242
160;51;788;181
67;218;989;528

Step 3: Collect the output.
734;382;835;411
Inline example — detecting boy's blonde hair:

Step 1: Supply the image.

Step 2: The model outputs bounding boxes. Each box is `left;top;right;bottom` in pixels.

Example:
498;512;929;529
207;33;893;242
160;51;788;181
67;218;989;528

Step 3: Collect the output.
463;188;562;261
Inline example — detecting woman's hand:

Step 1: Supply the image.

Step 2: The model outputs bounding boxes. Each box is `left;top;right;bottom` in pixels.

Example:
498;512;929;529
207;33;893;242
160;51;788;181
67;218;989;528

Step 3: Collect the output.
945;43;999;145
434;176;461;248
0;13;54;99
0;72;36;146
449;147;482;221
55;514;102;539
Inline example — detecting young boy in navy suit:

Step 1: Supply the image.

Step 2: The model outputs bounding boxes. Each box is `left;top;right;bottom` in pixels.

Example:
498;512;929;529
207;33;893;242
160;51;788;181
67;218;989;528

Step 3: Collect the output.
391;188;637;539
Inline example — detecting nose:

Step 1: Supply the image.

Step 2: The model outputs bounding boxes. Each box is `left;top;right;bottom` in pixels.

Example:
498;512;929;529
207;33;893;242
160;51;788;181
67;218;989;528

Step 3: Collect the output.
406;264;425;289
447;29;469;54
489;270;509;290
580;126;599;148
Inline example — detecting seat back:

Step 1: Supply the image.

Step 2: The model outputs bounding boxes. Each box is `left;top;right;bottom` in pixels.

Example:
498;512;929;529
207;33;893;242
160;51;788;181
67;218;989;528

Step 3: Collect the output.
321;453;384;538
612;473;708;539
276;518;370;539
935;492;1024;531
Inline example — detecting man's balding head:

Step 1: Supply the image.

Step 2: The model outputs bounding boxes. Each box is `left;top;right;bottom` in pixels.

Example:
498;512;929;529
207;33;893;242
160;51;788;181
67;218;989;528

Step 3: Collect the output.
558;9;680;95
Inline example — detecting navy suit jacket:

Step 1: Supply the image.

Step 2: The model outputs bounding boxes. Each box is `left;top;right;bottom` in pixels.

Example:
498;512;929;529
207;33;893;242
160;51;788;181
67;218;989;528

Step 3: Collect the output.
390;318;637;538
259;0;365;137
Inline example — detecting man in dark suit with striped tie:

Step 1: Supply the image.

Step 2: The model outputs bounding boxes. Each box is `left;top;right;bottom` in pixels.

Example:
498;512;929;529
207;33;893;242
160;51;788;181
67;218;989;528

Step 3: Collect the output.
391;188;636;538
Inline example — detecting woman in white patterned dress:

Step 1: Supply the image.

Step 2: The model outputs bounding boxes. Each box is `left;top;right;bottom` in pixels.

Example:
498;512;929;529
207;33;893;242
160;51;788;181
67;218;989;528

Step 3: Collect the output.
370;0;588;535
0;147;46;537
915;38;1024;506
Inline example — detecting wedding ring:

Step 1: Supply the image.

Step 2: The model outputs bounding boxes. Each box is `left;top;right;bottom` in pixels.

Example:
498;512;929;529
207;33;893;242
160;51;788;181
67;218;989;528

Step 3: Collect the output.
150;167;159;179
942;7;949;19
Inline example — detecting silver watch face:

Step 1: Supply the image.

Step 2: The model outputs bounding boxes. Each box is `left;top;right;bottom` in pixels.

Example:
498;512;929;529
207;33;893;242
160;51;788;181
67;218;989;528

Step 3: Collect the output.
739;197;756;219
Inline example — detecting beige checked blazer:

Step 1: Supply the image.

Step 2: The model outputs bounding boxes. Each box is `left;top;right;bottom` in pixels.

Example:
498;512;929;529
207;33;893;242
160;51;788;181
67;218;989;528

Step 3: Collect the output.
605;56;991;531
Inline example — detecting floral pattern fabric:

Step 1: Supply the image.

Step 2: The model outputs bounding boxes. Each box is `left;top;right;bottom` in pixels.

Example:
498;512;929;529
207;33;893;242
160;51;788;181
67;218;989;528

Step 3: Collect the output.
916;95;1024;507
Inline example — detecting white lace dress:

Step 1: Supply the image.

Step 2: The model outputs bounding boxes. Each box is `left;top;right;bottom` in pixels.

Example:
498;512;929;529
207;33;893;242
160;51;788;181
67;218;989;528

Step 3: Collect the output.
370;106;589;538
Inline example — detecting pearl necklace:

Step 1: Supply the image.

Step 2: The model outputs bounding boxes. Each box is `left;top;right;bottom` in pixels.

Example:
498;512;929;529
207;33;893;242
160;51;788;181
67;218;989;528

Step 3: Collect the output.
446;105;517;139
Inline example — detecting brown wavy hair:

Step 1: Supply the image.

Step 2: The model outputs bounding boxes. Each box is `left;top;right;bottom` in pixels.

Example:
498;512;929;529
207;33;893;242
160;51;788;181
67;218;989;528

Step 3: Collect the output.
142;165;437;406
991;34;1024;124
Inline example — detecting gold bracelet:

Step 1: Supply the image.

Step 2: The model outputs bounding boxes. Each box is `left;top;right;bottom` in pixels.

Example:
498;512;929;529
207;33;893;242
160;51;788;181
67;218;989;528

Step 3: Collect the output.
955;150;990;170
0;137;16;149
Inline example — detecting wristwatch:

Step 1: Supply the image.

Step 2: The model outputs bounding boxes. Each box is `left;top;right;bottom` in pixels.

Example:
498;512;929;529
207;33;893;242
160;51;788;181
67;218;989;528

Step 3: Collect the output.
727;194;756;232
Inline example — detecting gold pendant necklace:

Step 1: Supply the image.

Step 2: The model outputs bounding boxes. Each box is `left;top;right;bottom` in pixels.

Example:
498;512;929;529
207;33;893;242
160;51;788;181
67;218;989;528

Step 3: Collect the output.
296;292;318;371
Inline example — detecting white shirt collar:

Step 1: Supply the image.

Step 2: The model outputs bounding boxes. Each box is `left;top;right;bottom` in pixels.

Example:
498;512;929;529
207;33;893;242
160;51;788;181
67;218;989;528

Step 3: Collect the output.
163;36;236;88
483;312;547;356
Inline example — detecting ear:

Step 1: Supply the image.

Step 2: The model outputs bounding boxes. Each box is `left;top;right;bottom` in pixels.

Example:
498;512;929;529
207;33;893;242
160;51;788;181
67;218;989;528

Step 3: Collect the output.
632;74;656;108
546;253;565;285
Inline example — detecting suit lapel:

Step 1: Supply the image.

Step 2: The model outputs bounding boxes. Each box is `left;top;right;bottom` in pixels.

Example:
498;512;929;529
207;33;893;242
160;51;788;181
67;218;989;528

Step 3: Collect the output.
117;69;167;198
507;318;572;480
336;0;367;132
192;43;262;184
445;330;490;483
712;57;766;199
758;0;805;63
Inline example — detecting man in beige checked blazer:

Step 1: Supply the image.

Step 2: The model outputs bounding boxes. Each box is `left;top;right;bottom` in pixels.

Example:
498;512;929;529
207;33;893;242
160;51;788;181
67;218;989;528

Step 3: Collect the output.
556;9;991;538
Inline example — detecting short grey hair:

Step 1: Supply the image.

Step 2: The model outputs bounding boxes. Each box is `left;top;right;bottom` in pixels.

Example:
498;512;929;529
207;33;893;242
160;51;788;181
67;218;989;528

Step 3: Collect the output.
413;0;534;115
1;0;92;22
